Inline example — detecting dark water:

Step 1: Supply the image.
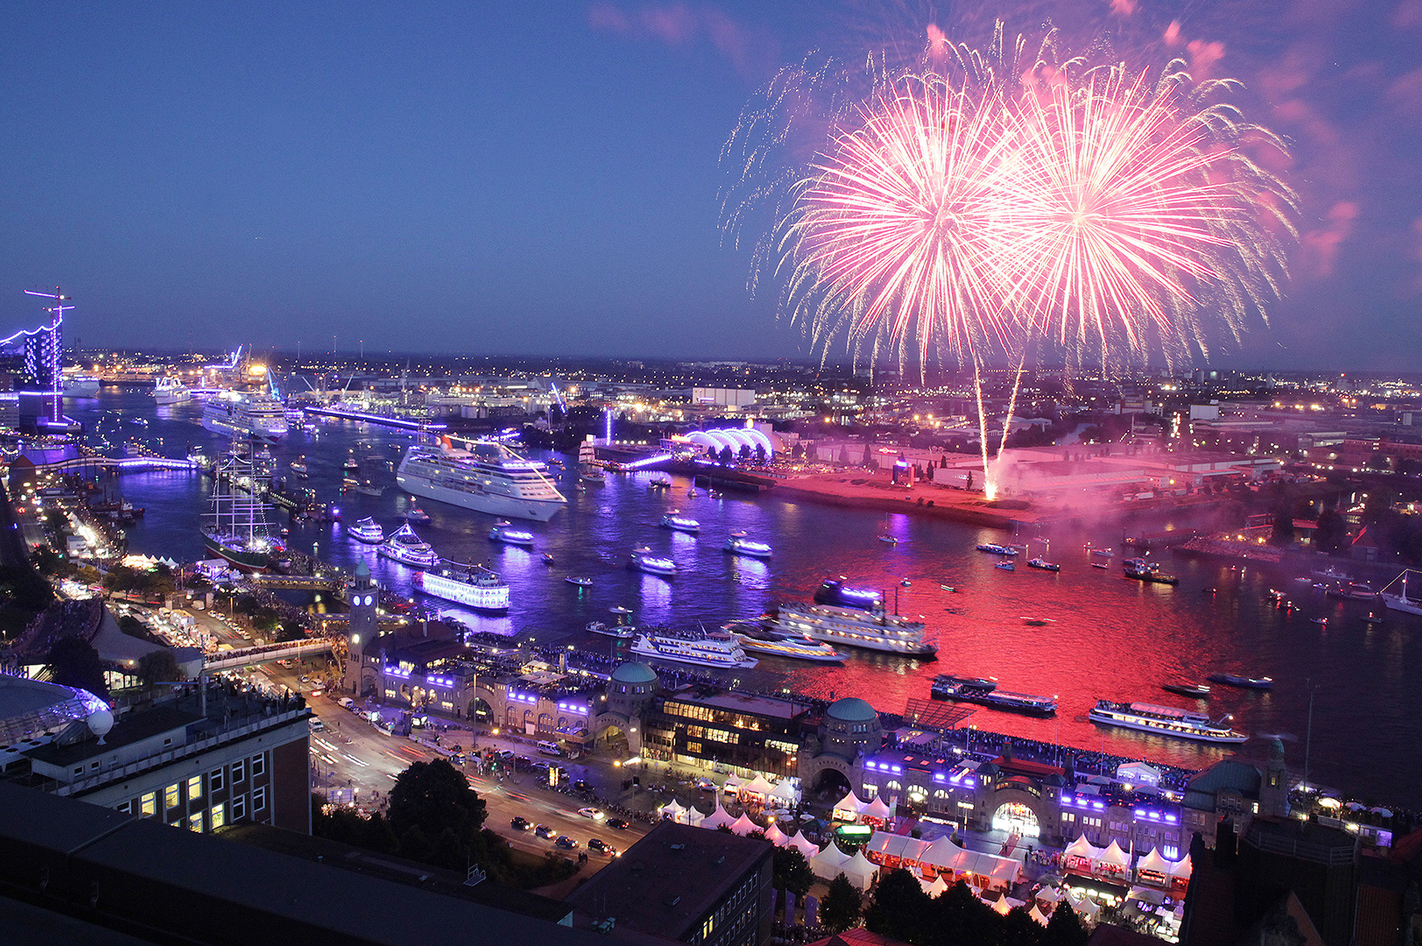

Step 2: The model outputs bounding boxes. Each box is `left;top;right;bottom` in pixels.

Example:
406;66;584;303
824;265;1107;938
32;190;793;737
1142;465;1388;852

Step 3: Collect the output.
74;389;1422;808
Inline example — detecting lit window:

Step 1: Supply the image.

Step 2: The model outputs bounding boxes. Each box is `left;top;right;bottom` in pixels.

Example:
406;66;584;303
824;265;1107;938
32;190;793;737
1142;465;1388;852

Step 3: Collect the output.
141;792;158;817
211;803;225;830
165;784;180;809
188;812;204;832
188;776;203;801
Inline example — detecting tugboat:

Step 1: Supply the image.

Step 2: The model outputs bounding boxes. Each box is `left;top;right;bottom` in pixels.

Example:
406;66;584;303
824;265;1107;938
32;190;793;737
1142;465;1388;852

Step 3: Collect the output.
1026;558;1060;572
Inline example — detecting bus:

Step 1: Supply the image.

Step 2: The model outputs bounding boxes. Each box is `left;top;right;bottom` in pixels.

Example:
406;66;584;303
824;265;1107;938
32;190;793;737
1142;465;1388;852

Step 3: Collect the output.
537;740;563;757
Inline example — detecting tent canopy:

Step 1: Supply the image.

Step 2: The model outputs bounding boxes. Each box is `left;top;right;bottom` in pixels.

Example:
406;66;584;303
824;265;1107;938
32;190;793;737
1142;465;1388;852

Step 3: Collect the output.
789;830;820;859
1167;854;1192;879
1064;835;1102;860
764;823;788;846
743;774;775;797
862;795;893;820
1136;847;1171;876
730;813;759;836
1098;840;1131;869
701;804;736;830
833;790;864;815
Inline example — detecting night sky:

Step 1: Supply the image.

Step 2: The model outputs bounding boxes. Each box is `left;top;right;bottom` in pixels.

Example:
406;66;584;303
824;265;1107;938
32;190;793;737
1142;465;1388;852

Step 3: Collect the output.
2;1;1419;370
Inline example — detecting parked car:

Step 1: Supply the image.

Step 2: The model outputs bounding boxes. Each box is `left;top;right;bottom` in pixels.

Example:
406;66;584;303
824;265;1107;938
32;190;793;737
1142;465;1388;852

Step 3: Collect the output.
577;807;605;822
605;817;630;831
573;779;592;793
696;778;716;792
554;835;579;850
587;838;618;857
510;817;531;831
309;718;325;732
534;824;555;839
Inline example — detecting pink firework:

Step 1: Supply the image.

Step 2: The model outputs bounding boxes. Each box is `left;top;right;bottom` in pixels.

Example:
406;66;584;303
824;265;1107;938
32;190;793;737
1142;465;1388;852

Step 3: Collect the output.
1000;64;1295;368
780;72;1021;369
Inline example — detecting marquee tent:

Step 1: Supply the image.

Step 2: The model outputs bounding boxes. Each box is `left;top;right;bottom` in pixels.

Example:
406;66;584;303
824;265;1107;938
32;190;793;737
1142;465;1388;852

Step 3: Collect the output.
810;842;849;881
763;823;788;846
1097;840;1131;878
838;849;880;892
861;794;893;821
741;775;776;801
701;804;736;831
730;813;760;836
789;830;820;860
768;780;800;805
833;791;866;821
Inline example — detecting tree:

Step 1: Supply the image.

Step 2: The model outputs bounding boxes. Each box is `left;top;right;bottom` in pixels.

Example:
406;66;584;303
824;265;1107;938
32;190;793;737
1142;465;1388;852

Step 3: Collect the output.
862;443;873;467
1270;507;1295;546
772;846;815;898
820;873;862;934
45;636;109;698
137;649;181;687
387;759;490;871
1043;901;1088;946
738;444;752;462
755;443;767;465
718;445;733;465
863;868;931;943
1314;505;1350;555
839;446;853;467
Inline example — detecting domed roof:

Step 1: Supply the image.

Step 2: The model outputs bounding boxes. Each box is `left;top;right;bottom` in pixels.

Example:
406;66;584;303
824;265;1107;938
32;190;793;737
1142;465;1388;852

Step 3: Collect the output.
610;662;658;686
825;697;878;723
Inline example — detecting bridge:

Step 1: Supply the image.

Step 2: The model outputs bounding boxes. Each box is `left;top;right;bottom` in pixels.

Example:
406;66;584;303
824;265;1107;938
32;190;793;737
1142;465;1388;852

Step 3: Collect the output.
23;455;202;474
249;574;344;594
204;637;341;673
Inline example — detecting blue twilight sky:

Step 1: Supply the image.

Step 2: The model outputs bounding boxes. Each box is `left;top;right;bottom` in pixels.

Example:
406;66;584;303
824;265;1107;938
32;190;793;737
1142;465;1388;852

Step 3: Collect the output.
1;1;1419;370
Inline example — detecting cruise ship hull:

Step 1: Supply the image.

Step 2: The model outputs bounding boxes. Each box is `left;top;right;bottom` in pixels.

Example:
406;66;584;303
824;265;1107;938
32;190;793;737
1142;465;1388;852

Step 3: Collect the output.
202;414;287;442
202;533;271;572
396;472;564;522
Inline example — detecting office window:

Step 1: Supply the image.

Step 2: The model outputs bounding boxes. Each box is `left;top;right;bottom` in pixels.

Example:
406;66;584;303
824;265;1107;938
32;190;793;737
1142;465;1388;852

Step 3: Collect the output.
210;768;224;793
232;760;244;784
140;792;157;817
211;803;225;830
187;775;203;801
232;796;246;821
164;784;180;809
188;812;203;833
251;753;265;777
253;786;266;812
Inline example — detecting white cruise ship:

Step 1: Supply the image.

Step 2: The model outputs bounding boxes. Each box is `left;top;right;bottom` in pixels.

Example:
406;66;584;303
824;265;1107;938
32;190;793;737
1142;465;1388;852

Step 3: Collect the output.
153;377;192;406
630;628;758;669
396;439;566;522
411;561;510;612
768;602;937;657
201;391;289;441
1088;700;1247;744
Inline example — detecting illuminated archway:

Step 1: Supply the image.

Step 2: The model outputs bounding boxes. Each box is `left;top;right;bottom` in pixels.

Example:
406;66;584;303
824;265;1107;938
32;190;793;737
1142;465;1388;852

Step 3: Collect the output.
992;802;1041;838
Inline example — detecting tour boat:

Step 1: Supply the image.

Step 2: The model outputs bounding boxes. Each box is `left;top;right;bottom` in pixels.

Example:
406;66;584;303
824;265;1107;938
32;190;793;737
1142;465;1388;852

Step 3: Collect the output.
648;476;672;490
630;627;758;669
1123;557;1179;585
660;512;701;534
343;452;360;472
152;376;192;406
931;679;1056;716
1088;700;1247;744
768;602;937;657
349;517;385;544
995;561;1015;571
489;520;535;547
722;621;843;663
628;548;678;577
723;532;773;559
1161;682;1212;699
565;576;593;588
814;578;882;612
586;621;636;639
378;523;439;568
404;506;431;523
412;561;510;613
289;457;309;477
976;543;1018;556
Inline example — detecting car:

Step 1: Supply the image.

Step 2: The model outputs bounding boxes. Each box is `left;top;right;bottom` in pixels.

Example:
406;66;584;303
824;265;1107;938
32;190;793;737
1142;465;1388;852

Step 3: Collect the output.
577;807;605;822
573;779;592;793
494;749;515;762
587;838;618;856
534;824;555;840
695;778;716;792
554;835;578;849
309;718;326;732
605;817;630;831
309;689;323;698
510;816;531;831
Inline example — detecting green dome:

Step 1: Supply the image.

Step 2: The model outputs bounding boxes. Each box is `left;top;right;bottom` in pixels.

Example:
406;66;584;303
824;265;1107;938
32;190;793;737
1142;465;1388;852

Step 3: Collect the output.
826;697;878;723
610;662;658;686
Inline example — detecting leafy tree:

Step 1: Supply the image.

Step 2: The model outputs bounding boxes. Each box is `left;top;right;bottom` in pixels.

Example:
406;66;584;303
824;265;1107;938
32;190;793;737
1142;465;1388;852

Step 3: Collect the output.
862;443;873;467
137;649;181;687
772;846;815;898
863;868;931;943
718;445;733;465
45;636;109;698
925;880;999;946
1001;906;1044;946
387;759;494;872
839;446;852;467
1043;901;1088;946
1314;506;1350;555
755;443;767;464
1270;507;1295;546
738;444;752;462
820;873;862;934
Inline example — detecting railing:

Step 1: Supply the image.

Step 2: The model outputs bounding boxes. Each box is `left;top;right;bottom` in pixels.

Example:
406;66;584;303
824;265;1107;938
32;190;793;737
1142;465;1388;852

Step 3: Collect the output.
54;706;309;796
204;637;340;671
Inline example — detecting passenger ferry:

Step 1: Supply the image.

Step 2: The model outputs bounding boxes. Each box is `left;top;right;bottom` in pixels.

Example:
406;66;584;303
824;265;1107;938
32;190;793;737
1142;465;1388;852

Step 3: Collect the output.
628;548;678;577
201;391;289;442
586;620;635;639
411;561;510;612
659;512;701;534
930;679;1057;716
722;620;843;663
152;376;192;406
1123;557;1179;585
396;438;566;522
723;532;773;559
488;520;535;546
813;578;882;612
1026;558;1060;572
1088;700;1248;744
378;523;439;568
768;602;937;657
976;543;1018;556
630;627;758;669
348;517;385;544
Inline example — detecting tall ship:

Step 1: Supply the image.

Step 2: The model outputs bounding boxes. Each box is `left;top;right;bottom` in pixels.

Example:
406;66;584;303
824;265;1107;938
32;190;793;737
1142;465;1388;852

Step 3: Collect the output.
396;438;566;522
411;561;510;613
378;523;439;568
201;391;289;441
152;376;192;406
202;449;283;571
767;602;937;657
629;627;758;669
579;438;605;483
1380;569;1422;616
1088;700;1248;744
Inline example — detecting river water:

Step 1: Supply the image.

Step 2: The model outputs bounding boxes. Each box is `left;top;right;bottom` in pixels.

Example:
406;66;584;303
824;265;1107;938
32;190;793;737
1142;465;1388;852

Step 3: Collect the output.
74;389;1422;808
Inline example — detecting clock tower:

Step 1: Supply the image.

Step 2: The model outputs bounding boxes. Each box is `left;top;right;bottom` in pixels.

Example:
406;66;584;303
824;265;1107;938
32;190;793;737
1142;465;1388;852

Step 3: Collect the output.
343;560;379;697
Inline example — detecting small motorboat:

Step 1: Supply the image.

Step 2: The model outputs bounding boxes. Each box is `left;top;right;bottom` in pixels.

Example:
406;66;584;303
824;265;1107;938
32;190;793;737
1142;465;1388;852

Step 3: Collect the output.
1162;682;1212;699
995;561;1015;571
1207;673;1273;690
1026;558;1060;572
565;576;593;588
1362;613;1383;625
542;553;555;566
939;584;956;593
878;534;898;545
404;506;431;523
900;579;912;587
1310;617;1328;626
